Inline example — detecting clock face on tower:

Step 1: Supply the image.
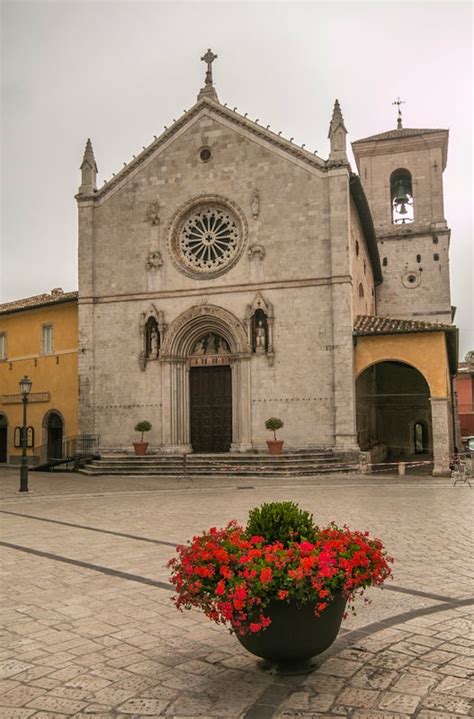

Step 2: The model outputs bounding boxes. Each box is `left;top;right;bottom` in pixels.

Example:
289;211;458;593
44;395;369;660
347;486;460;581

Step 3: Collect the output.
168;196;248;279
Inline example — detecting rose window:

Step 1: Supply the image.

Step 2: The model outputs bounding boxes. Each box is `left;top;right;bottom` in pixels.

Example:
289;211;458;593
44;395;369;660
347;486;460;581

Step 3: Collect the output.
169;200;247;279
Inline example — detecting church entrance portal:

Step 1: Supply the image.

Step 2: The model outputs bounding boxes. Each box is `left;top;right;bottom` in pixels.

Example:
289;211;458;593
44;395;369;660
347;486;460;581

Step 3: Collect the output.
190;365;232;452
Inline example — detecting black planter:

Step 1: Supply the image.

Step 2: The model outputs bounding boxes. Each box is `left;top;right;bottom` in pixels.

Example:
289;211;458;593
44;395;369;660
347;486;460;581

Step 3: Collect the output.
235;594;347;674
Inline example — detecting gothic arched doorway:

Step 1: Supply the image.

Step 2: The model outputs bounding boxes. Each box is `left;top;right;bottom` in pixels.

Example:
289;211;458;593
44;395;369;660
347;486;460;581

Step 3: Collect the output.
0;414;8;463
160;305;252;453
45;411;63;460
356;361;432;459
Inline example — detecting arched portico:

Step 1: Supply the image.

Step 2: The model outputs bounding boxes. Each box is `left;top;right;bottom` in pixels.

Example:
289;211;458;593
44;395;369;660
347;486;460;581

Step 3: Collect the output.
159;305;252;453
356;360;433;460
354;332;454;475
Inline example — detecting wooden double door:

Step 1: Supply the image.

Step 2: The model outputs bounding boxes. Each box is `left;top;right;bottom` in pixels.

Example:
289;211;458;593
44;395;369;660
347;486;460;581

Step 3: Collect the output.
190;365;232;453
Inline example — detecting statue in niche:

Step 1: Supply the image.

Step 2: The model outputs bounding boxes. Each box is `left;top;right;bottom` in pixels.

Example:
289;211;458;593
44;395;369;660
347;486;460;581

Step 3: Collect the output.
145;317;160;358
252;309;268;353
255;321;265;352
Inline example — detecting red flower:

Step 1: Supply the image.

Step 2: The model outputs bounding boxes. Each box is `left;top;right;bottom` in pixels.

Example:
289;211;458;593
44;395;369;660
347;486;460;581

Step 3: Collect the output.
260;567;272;584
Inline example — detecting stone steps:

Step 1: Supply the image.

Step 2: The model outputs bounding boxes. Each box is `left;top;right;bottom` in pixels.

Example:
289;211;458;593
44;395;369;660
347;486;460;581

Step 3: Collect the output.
78;451;355;477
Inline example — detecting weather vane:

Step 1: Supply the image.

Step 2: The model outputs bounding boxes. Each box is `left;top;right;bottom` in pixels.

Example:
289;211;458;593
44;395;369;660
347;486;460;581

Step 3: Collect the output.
201;49;217;87
392;97;405;129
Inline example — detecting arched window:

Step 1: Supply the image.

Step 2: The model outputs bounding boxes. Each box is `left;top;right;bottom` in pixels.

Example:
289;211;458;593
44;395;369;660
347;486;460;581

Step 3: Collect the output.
390;169;414;225
358;283;364;299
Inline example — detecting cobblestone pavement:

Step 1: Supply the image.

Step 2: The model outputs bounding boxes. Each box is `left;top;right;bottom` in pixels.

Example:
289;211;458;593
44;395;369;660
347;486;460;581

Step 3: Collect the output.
0;468;472;718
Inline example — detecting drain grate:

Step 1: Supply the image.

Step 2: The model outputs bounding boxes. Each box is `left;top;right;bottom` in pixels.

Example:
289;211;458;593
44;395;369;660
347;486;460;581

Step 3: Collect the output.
236;485;255;490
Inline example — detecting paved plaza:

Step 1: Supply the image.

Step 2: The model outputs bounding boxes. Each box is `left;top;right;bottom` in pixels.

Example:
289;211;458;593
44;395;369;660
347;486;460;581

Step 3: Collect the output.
0;467;472;718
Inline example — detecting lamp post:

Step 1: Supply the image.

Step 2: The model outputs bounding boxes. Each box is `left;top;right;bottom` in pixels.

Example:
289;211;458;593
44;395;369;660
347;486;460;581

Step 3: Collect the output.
19;375;32;493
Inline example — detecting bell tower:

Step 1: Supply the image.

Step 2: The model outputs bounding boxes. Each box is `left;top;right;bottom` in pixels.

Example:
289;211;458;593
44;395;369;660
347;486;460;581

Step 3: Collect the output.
352;111;452;324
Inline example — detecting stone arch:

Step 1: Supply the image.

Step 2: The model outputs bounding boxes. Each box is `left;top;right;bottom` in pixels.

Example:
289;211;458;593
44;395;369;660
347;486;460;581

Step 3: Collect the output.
159;305;252;453
356;359;432;461
161;304;250;359
42;409;65;460
354;332;453;474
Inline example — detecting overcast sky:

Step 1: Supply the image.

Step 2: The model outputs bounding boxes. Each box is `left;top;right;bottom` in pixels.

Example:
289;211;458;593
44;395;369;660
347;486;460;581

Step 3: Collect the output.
1;0;472;355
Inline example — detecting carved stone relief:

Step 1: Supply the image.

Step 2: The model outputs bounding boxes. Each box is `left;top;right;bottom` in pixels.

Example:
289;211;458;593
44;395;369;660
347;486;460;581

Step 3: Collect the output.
251;189;260;219
145;250;163;270
248;244;265;261
146;201;160;226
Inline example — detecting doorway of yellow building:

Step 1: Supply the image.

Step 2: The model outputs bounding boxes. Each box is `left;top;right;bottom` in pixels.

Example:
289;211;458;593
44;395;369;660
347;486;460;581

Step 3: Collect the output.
45;411;64;460
0;414;7;463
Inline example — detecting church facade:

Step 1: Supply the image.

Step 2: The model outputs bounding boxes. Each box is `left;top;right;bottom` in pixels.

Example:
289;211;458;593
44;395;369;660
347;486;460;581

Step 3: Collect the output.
76;53;457;474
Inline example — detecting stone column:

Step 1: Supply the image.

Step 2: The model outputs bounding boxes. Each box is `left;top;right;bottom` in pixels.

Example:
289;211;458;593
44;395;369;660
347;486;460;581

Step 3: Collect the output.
160;359;191;453
230;358;252;452
430;397;452;475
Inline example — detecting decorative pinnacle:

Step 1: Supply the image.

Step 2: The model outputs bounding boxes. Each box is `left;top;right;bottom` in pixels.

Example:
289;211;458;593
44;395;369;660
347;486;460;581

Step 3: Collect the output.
328;99;347;138
392;97;405;129
198;49;219;102
80;138;97;171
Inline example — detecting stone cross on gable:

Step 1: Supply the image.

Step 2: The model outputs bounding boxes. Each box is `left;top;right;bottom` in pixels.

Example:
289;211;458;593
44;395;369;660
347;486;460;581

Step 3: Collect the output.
201;48;217;86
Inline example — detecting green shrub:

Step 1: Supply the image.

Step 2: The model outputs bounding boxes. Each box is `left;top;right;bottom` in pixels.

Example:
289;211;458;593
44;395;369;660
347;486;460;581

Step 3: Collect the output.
134;420;152;440
265;417;284;439
246;501;317;546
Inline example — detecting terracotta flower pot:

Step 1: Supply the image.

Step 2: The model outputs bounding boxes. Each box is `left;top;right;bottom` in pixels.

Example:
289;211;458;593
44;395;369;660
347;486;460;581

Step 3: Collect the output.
235;594;346;674
133;441;149;456
267;439;284;455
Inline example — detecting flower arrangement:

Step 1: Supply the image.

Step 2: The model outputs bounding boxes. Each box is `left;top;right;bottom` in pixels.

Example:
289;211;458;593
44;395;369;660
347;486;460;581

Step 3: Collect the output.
168;501;393;637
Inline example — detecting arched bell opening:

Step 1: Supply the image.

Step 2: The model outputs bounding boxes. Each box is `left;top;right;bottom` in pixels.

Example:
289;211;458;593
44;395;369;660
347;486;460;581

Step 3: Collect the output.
356;360;432;460
390;168;414;225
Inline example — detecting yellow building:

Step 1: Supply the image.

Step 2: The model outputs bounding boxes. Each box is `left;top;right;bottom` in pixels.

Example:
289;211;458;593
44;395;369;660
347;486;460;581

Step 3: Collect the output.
0;289;78;464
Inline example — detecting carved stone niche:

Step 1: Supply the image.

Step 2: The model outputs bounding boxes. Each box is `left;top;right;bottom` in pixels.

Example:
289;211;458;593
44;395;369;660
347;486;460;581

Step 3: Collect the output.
245;292;274;366
248;244;265;261
145;250;163;270
138;304;166;371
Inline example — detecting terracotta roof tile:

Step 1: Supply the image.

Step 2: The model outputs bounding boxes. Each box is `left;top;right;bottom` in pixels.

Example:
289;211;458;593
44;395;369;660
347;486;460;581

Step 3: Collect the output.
0;290;78;315
354;315;453;336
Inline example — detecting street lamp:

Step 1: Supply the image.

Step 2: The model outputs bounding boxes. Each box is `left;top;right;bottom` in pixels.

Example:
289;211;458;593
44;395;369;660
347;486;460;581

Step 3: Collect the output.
19;375;32;493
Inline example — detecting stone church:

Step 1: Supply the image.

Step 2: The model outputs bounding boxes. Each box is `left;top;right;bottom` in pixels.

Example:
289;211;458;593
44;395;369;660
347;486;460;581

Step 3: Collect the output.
76;52;458;474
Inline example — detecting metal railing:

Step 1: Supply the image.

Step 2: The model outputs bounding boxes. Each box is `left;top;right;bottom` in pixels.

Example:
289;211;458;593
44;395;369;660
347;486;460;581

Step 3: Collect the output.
33;434;100;468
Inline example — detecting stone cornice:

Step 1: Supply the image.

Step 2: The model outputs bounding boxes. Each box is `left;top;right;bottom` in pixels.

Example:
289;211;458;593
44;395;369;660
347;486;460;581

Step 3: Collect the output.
78;274;353;306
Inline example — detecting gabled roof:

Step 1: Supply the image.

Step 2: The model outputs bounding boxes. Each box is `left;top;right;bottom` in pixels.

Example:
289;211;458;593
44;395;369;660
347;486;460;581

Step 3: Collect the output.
0;290;78;316
76;97;328;201
352;128;447;144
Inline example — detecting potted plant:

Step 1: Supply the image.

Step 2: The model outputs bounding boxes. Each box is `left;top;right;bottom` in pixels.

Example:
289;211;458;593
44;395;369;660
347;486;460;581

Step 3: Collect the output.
265;417;284;455
168;501;393;674
133;420;152;455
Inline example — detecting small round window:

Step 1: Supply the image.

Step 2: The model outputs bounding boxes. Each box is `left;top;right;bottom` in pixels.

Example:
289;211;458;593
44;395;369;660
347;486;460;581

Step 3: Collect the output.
402;270;421;289
199;147;212;162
